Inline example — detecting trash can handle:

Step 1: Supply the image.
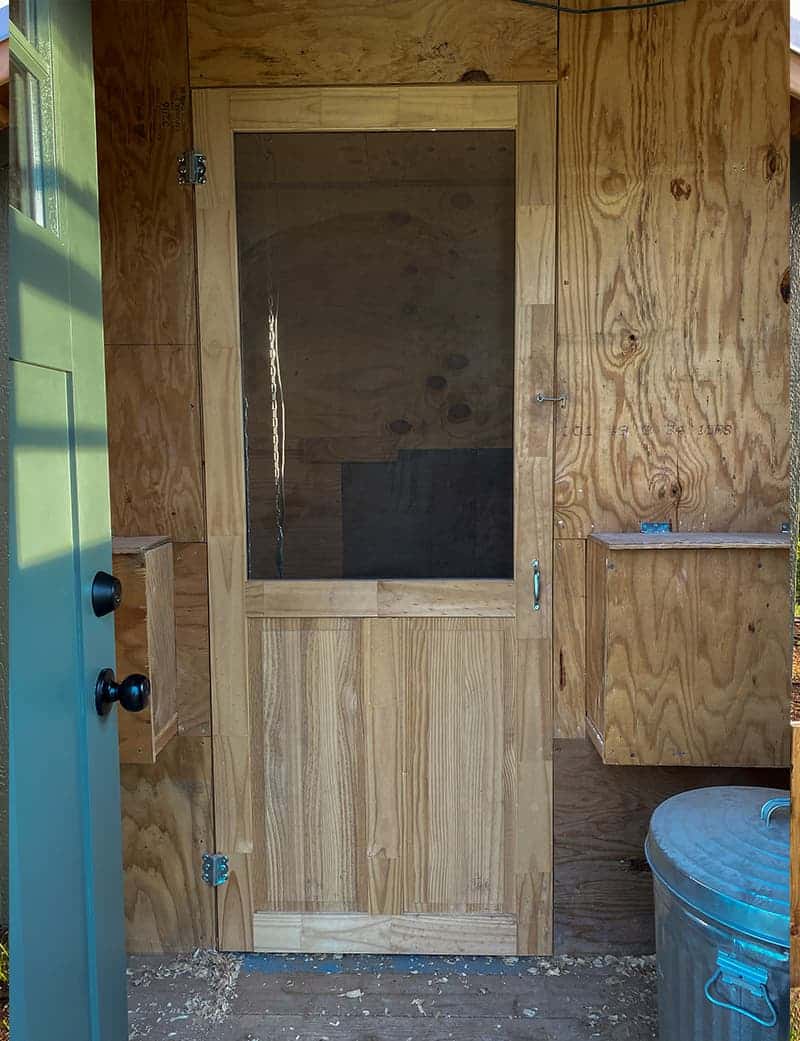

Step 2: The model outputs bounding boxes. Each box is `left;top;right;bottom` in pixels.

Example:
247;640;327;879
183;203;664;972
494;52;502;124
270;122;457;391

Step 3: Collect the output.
703;951;778;1029
760;796;790;826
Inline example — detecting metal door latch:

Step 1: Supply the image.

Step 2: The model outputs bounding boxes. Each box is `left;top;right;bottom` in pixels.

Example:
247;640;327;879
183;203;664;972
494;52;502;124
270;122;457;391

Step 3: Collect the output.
534;392;567;405
178;150;207;185
202;853;229;887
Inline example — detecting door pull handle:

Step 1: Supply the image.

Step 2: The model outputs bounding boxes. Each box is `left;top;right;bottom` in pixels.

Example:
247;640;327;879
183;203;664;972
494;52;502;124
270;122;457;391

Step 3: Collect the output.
532;559;541;612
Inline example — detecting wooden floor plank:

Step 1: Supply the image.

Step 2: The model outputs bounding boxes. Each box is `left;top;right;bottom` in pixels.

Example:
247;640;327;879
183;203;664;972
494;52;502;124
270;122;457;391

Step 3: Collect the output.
128;952;658;1040
213;1015;588;1040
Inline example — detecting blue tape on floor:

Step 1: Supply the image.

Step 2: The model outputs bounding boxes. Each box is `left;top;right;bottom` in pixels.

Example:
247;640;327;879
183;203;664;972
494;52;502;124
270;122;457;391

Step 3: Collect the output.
241;953;536;976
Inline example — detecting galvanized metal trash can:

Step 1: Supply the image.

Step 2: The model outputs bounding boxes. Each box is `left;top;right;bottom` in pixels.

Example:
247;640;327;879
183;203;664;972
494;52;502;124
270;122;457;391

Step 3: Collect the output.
645;787;790;1041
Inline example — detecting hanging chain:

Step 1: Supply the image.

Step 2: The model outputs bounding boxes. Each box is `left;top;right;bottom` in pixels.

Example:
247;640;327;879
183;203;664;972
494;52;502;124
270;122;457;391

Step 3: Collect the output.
267;294;286;578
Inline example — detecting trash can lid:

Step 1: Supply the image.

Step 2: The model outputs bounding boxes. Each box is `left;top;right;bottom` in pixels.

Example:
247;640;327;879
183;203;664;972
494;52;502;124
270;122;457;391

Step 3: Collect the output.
645;786;790;948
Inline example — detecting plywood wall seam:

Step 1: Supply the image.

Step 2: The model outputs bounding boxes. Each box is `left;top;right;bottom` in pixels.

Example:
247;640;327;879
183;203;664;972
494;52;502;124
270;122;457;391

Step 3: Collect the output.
185;76;209;546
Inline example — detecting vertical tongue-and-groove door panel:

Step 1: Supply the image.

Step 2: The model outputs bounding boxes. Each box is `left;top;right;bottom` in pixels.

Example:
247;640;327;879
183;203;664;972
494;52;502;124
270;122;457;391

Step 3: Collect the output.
193;85;556;956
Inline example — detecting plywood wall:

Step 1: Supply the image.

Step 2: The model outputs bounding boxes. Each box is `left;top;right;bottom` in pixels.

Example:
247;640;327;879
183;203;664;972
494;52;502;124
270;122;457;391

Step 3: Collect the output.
187;0;557;87
93;0;791;954
792;729;800;996
557;0;789;538
94;0;204;542
554;739;789;952
93;0;214;953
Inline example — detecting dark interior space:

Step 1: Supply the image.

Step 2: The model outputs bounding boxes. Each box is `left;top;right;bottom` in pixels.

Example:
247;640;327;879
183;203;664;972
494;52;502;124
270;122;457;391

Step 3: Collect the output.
235;129;515;580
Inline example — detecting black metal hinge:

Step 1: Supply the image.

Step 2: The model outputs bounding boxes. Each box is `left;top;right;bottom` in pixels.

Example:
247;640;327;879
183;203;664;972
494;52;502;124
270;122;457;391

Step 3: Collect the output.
178;150;207;185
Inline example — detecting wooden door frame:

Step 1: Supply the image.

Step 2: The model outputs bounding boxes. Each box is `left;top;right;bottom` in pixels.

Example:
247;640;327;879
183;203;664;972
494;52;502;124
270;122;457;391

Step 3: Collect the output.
193;84;557;952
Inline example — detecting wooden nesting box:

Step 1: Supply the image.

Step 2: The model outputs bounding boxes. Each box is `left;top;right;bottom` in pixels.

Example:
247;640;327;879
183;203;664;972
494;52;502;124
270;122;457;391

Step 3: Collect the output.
586;532;792;768
112;536;178;763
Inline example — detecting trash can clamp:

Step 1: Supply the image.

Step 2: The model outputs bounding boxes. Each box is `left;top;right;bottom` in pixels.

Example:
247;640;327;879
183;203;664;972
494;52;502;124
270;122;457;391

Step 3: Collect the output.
703;951;778;1029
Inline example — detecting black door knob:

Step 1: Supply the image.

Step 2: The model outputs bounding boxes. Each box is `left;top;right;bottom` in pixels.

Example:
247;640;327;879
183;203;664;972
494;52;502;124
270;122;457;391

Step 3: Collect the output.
92;571;122;617
95;668;150;716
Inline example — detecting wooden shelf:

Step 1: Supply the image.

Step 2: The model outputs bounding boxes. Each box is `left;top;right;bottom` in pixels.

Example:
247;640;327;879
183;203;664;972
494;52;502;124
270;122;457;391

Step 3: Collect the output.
587;533;792;767
590;532;791;551
112;536;178;764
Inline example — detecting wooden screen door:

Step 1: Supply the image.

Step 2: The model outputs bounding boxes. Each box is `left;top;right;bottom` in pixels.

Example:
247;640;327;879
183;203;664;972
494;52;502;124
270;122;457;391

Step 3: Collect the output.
194;85;556;956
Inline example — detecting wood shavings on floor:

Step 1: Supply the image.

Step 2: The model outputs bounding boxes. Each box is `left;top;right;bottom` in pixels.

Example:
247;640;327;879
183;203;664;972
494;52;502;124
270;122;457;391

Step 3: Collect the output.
128;951;657;1040
128;949;242;1037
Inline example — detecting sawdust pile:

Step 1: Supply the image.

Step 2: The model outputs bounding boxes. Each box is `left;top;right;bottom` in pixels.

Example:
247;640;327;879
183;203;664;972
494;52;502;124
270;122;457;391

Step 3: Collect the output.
129;948;242;1027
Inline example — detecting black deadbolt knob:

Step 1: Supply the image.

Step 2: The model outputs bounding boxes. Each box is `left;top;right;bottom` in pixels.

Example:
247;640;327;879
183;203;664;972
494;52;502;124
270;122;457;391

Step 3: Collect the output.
91;571;122;617
95;668;151;717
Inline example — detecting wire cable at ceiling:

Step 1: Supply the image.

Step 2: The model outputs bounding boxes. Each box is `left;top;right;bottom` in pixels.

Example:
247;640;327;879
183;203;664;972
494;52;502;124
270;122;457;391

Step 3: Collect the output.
510;0;685;13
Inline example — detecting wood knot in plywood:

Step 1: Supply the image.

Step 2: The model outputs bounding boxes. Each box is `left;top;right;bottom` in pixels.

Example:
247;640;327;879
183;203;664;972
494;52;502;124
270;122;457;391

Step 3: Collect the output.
601;169;627;196
621;332;641;356
447;353;469;370
670;177;692;201
448;402;472;423
763;144;783;182
460;69;491;83
780;267;790;304
624;857;650;874
389;418;413;435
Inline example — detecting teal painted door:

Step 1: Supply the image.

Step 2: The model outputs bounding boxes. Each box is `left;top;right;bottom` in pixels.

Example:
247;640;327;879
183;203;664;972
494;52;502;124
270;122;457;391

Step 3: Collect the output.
9;0;128;1039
